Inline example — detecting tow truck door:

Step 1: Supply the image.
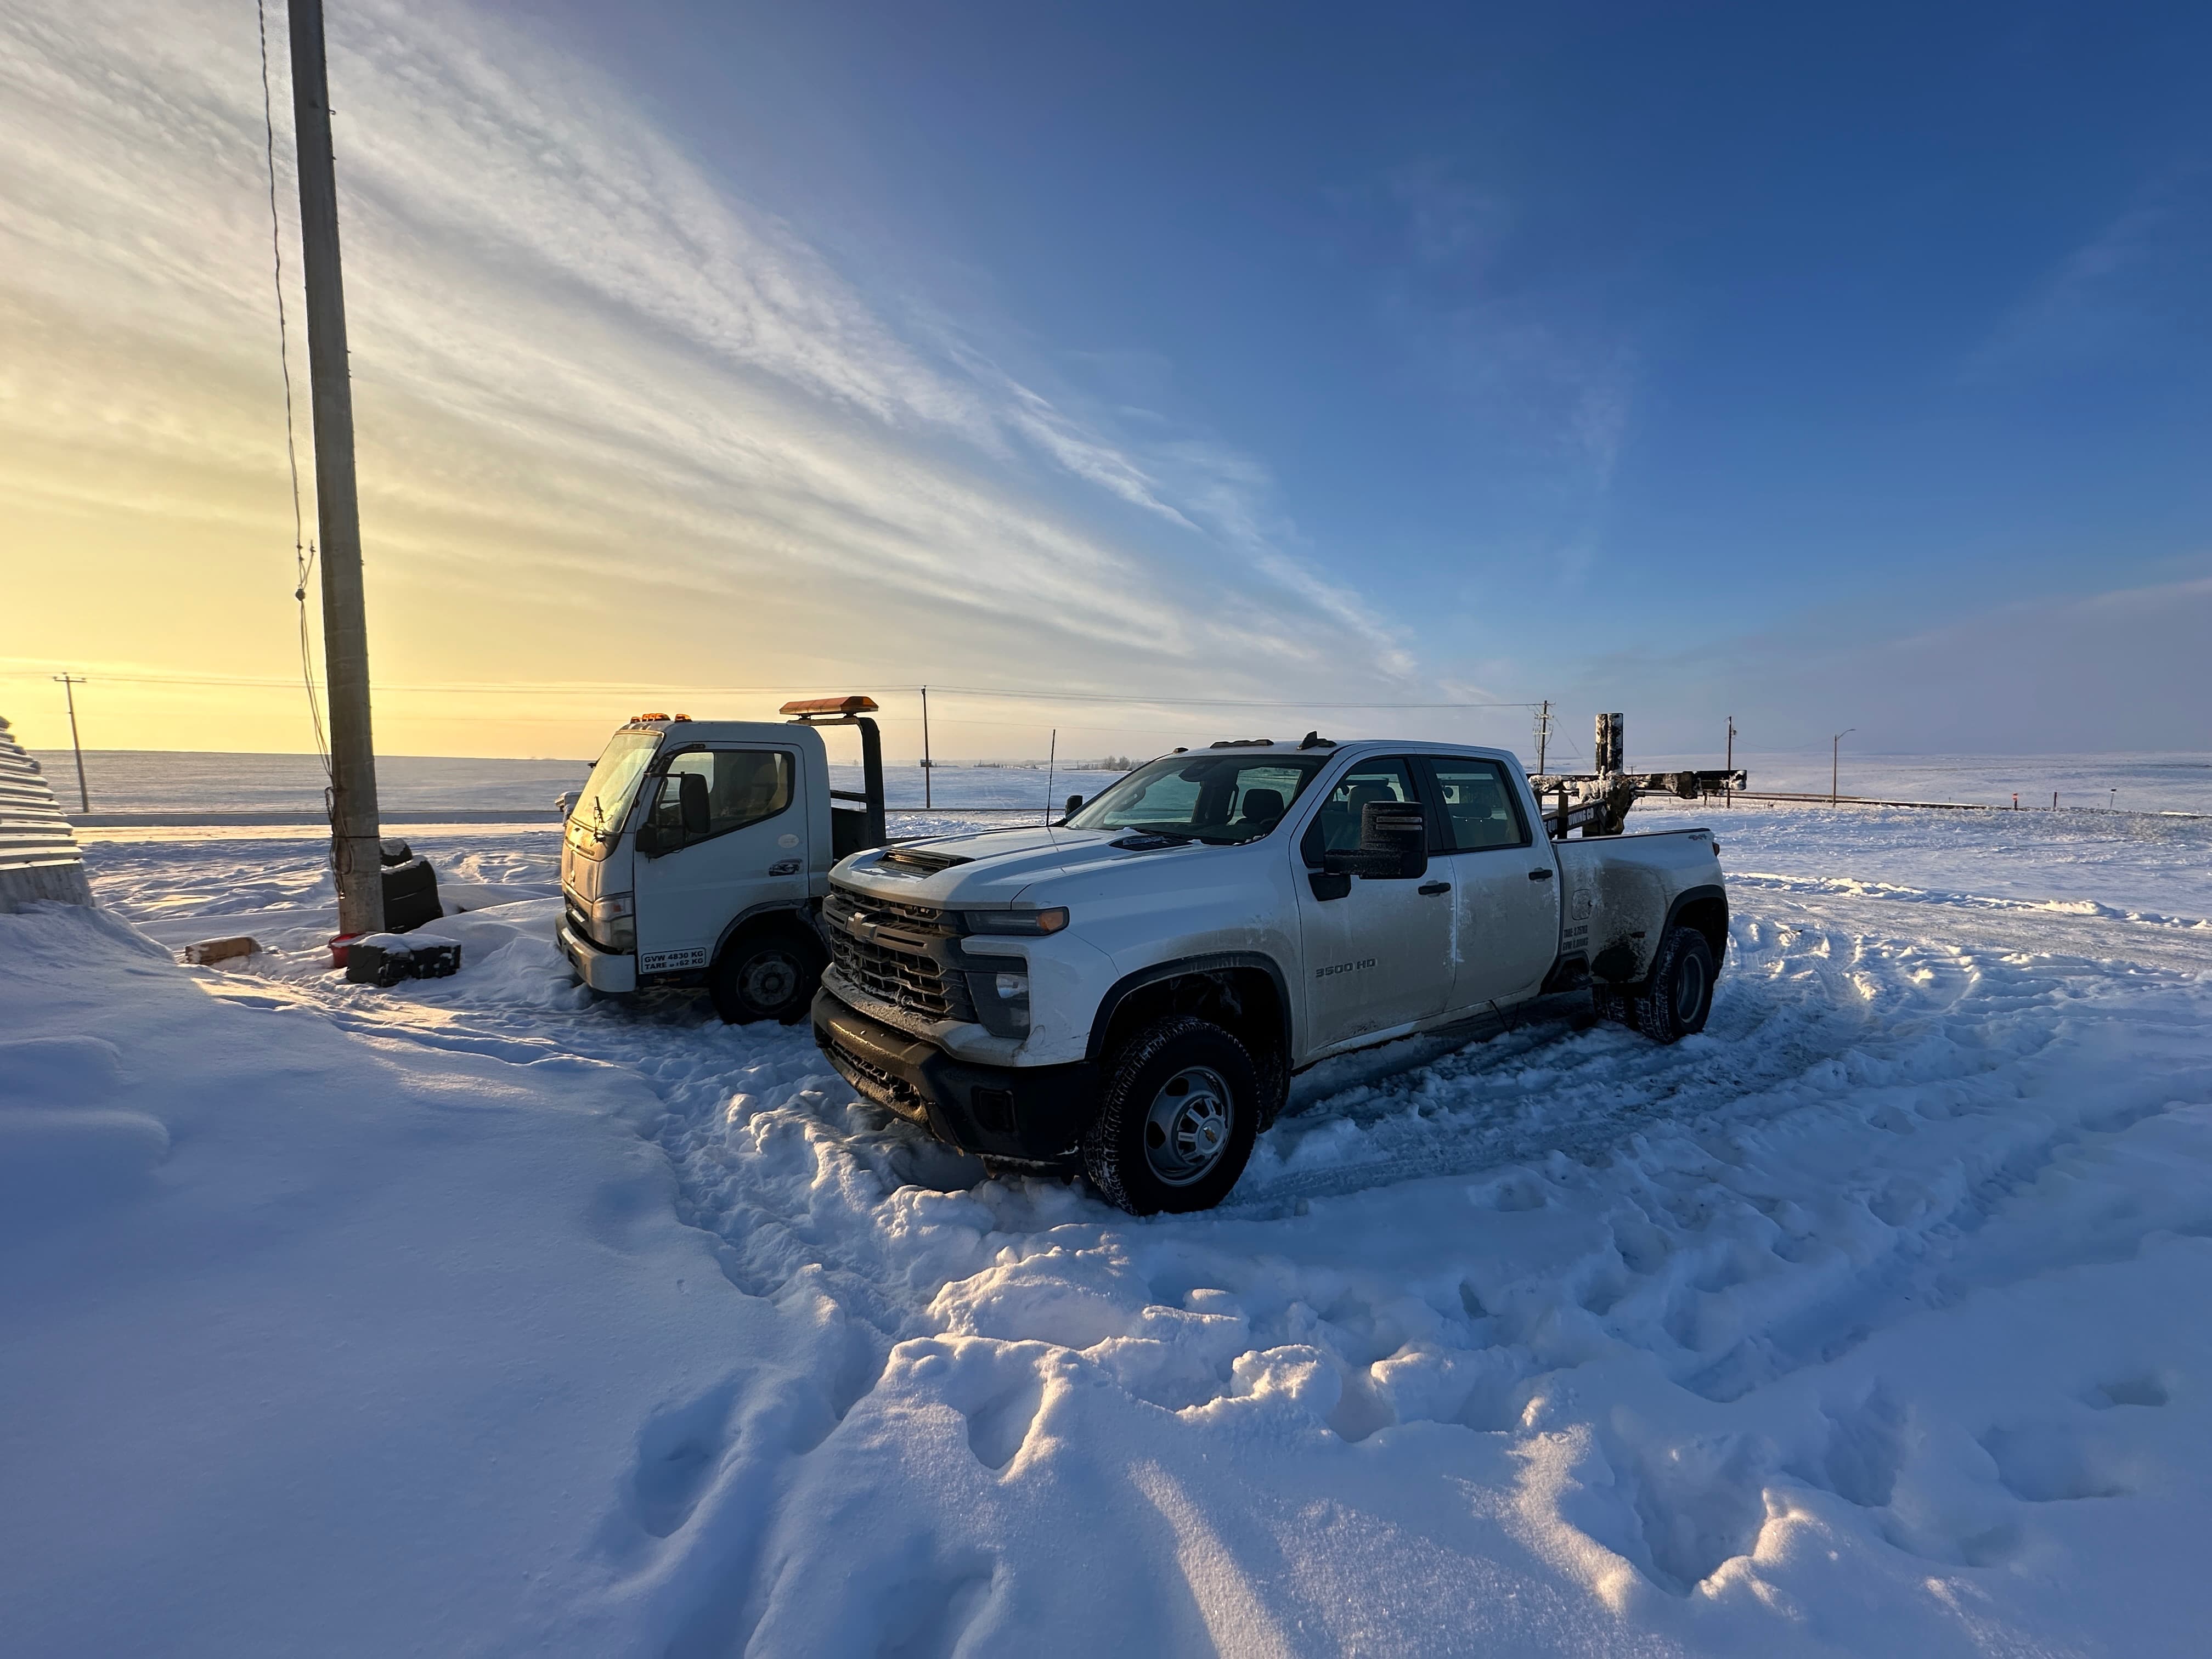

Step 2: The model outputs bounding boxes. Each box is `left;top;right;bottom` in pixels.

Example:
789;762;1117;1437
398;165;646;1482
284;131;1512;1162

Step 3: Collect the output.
1418;755;1561;1011
631;743;808;977
1292;755;1454;1052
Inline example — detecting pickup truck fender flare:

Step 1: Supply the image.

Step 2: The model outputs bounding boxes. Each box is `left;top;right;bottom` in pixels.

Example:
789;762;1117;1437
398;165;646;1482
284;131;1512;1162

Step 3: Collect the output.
1587;882;1729;987
1084;951;1295;1065
1660;883;1729;963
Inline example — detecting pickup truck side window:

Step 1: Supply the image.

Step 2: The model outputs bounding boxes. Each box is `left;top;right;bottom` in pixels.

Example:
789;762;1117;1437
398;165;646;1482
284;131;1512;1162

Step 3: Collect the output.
1426;757;1531;851
652;748;794;844
1300;757;1421;866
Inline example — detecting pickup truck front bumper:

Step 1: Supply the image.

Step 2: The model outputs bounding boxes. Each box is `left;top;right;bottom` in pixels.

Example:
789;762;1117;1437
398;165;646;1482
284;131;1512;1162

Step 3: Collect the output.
812;988;1096;1164
558;916;637;993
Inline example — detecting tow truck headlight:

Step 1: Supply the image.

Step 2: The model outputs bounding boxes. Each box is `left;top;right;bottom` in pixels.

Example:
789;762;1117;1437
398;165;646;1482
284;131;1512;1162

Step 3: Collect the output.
963;907;1068;936
590;893;635;952
966;965;1031;1037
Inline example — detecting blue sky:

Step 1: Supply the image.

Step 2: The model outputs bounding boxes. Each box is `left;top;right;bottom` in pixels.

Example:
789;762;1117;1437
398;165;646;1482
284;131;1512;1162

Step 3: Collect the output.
568;0;2212;624
2;0;2207;759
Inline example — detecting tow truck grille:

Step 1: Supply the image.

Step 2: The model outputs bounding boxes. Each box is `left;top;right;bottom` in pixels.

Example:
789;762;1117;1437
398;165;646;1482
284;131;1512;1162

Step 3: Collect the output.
823;888;973;1023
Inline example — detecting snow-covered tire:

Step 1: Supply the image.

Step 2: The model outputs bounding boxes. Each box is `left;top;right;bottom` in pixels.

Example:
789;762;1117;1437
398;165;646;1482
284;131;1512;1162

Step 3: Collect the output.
1628;926;1716;1045
708;923;825;1025
1083;1017;1260;1216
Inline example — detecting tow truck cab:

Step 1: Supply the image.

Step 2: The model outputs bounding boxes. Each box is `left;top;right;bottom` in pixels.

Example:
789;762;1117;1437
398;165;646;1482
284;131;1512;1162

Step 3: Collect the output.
557;696;887;1023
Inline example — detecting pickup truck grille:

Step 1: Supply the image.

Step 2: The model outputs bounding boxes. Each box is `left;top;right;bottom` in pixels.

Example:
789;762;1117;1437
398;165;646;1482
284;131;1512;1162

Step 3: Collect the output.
823;887;973;1023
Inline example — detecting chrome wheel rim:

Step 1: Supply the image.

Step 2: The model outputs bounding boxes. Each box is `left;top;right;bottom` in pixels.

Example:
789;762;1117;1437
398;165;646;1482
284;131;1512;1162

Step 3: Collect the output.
1672;951;1707;1024
740;951;800;1008
1143;1065;1233;1186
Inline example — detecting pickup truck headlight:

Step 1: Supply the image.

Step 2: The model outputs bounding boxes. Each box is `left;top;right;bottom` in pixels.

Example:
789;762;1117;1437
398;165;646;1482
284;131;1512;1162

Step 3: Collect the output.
966;966;1031;1037
962;907;1068;936
590;893;635;952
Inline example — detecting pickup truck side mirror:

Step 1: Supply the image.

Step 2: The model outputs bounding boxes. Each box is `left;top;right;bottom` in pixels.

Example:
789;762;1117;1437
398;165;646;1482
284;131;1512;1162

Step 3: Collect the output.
1322;800;1429;881
1063;793;1084;821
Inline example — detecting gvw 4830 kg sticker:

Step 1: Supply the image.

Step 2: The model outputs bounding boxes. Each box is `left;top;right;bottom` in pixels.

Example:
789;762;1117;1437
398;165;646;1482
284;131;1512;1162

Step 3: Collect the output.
641;946;710;974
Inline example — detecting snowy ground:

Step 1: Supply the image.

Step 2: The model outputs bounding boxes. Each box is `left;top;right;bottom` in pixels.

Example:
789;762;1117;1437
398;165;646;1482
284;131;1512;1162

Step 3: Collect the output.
6;797;2211;1655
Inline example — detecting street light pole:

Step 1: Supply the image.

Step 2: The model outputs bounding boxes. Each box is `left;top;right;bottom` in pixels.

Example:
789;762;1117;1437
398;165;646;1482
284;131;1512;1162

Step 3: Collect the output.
1831;728;1855;804
51;673;89;812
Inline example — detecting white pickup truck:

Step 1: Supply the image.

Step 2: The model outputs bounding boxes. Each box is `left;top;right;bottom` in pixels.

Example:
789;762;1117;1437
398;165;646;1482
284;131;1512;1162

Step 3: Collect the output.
812;737;1728;1213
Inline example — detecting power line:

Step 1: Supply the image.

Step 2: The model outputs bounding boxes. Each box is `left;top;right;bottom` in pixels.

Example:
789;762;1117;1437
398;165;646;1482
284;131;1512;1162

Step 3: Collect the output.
256;0;328;777
0;667;1542;713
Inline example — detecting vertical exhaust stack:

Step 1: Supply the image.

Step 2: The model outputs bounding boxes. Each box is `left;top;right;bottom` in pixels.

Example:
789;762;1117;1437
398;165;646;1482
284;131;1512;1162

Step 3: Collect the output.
1594;712;1625;778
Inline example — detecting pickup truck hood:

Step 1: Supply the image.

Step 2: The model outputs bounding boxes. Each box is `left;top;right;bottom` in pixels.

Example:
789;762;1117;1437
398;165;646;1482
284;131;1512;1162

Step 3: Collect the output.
834;825;1215;908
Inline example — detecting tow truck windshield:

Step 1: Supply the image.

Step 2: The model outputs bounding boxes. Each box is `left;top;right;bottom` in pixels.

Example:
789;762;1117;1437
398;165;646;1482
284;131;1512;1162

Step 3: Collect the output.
1065;752;1328;845
566;731;661;859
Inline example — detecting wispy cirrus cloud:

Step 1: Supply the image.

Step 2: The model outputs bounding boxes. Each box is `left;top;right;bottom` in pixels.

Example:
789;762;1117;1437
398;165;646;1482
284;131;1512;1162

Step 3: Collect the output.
1965;163;2212;379
0;0;1418;745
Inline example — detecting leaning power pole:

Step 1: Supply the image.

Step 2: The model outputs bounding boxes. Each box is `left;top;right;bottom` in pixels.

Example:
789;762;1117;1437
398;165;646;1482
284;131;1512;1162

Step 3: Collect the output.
51;673;89;812
289;0;383;935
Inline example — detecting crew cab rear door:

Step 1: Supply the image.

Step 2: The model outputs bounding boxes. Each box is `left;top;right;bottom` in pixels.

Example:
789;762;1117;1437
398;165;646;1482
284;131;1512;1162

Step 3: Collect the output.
1292;755;1454;1053
1418;755;1560;1011
632;743;808;975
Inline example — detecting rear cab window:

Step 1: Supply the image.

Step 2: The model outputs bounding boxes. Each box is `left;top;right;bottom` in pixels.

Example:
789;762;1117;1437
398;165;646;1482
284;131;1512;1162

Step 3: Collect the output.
1422;756;1532;853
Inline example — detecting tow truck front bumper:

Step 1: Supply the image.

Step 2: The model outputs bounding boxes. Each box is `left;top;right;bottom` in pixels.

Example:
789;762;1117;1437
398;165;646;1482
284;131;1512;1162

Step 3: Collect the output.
558;916;637;993
812;988;1096;1163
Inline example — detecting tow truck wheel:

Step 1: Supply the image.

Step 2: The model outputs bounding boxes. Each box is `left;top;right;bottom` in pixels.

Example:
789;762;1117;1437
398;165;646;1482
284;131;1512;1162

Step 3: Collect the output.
1629;926;1716;1044
1084;1015;1260;1215
708;924;826;1025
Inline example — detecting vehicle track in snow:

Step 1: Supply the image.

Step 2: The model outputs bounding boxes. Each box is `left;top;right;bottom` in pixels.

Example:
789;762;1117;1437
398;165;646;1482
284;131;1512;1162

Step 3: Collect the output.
183;870;2210;1413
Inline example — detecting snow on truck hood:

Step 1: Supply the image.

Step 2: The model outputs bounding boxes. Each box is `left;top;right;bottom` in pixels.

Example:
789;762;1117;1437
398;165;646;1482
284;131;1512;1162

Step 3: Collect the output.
833;824;1218;908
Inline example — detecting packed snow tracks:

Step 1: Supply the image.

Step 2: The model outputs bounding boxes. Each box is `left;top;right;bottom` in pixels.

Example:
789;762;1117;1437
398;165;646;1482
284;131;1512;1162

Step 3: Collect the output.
122;816;2212;1655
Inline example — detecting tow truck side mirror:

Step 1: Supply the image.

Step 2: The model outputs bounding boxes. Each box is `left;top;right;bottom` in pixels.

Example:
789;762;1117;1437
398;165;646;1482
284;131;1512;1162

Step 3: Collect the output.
1322;800;1429;881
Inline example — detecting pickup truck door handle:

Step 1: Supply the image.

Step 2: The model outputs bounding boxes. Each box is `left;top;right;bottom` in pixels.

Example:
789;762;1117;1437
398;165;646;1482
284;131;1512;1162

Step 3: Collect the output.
1528;868;1554;882
1417;882;1451;896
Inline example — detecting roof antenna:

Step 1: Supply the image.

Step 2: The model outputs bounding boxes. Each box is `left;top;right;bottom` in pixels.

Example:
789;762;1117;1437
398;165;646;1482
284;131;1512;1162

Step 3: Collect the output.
1297;730;1336;750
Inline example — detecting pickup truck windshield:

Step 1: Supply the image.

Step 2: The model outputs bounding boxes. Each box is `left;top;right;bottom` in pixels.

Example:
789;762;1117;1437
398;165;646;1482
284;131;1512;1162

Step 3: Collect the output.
569;731;660;853
1066;753;1328;844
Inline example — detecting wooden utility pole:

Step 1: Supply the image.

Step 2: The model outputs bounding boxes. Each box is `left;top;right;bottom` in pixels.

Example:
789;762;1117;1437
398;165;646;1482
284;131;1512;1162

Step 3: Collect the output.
921;685;932;809
51;674;89;812
1724;713;1735;809
1831;728;1854;804
288;0;383;935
